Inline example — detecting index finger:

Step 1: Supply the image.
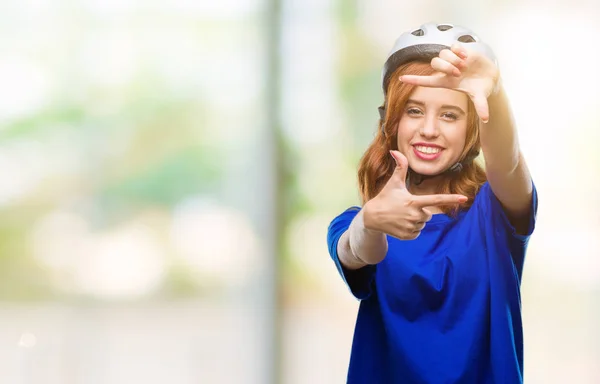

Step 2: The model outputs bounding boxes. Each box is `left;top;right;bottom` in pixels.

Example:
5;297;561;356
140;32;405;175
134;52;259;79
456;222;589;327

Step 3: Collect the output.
411;194;468;207
400;73;451;88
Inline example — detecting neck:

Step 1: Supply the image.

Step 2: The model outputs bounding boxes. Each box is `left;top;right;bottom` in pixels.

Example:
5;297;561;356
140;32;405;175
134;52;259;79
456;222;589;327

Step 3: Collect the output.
409;175;445;214
407;174;442;196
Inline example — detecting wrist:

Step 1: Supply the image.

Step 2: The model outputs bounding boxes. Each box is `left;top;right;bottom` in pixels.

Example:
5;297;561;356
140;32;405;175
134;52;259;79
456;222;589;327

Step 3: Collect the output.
490;76;503;98
362;200;382;234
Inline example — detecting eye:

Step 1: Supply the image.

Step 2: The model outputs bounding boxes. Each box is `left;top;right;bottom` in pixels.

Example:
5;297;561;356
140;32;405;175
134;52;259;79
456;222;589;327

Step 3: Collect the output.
441;112;458;121
406;108;423;116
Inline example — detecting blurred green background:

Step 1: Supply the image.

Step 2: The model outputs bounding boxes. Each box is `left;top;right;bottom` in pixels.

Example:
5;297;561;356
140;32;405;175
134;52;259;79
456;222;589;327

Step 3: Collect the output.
0;0;599;383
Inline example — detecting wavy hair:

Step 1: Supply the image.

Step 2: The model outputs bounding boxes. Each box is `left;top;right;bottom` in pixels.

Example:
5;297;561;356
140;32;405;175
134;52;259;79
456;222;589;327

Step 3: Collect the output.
357;61;487;216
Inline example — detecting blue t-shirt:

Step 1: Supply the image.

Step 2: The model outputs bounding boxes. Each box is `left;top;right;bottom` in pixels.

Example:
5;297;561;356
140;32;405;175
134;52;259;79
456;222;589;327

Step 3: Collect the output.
327;181;538;384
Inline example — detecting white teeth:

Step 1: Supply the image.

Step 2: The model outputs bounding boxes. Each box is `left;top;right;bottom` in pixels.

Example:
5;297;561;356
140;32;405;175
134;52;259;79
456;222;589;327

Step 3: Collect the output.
415;145;441;154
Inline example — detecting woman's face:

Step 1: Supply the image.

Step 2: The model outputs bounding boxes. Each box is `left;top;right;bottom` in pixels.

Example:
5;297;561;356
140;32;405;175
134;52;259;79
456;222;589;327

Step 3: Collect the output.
396;86;470;176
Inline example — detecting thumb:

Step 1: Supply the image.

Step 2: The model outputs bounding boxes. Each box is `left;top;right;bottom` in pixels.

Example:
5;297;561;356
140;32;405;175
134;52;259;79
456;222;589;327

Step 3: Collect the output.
389;150;408;188
471;92;490;123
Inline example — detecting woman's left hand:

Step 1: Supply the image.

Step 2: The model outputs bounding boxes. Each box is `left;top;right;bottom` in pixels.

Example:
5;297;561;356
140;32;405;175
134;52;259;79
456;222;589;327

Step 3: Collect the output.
399;43;500;123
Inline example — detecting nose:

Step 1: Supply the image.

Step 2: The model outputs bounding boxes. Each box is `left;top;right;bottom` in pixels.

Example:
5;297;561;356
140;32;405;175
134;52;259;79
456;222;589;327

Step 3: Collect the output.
419;114;440;139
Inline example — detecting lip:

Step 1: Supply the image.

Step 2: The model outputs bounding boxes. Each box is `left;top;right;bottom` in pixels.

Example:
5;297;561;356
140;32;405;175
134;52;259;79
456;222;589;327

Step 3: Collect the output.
412;143;444;161
412;142;444;149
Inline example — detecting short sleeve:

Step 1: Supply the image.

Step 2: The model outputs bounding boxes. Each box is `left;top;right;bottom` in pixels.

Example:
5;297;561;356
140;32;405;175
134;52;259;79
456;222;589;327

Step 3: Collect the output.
476;180;539;276
326;207;377;300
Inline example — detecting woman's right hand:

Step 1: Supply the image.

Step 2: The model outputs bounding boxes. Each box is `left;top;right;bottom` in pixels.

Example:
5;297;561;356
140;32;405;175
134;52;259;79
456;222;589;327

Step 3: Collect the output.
362;150;467;240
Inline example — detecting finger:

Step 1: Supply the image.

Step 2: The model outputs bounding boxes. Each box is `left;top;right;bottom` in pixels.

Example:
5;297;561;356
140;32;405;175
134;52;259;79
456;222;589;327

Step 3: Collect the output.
409;209;430;224
413;222;426;231
388;150;408;188
411;194;468;208
391;227;413;241
471;93;490;123
414;208;432;224
450;43;468;60
431;57;461;77
399;72;451;88
439;49;466;70
422;208;433;222
399;231;420;241
390;229;417;241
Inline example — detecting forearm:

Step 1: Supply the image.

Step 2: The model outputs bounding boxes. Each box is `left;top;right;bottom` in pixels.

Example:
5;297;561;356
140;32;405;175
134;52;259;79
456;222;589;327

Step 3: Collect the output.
480;83;534;223
337;209;388;270
480;84;521;174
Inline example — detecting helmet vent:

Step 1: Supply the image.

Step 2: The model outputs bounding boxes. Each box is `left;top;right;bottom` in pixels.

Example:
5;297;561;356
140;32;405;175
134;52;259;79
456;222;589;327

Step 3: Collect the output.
411;28;425;36
437;24;453;31
458;34;477;43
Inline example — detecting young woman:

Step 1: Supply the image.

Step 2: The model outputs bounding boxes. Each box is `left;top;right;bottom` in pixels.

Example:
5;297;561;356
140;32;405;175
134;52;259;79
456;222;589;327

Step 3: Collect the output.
327;23;538;383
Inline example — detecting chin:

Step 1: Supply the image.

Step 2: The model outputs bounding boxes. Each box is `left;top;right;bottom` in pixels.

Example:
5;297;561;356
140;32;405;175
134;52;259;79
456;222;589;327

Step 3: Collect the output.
408;157;451;176
405;146;450;171
408;164;446;176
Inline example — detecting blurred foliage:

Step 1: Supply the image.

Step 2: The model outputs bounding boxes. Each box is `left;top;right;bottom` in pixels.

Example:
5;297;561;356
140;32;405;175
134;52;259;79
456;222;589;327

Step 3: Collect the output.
0;0;383;302
0;213;56;301
0;70;224;300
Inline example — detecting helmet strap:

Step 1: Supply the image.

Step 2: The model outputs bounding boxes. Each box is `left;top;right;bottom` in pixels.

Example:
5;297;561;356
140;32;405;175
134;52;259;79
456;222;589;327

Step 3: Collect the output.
407;150;479;186
378;105;387;136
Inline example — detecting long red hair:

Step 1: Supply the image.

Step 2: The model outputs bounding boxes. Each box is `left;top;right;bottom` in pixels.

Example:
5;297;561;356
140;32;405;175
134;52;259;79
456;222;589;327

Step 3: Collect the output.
357;61;487;215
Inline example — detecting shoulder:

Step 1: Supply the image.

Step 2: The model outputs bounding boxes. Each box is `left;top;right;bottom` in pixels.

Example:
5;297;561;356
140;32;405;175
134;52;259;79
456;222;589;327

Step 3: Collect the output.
469;181;509;215
469;180;538;242
473;181;494;206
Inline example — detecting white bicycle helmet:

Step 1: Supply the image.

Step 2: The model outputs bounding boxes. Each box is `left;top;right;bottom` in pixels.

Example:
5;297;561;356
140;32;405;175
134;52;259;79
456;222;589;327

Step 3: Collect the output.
381;22;497;97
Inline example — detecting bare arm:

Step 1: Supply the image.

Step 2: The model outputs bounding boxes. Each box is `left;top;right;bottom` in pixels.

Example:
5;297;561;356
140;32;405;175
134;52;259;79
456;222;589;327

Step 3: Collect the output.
337;208;388;270
480;85;534;233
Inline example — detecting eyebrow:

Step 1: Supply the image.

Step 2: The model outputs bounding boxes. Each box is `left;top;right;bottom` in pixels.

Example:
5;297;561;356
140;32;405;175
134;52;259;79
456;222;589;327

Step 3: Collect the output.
406;99;466;115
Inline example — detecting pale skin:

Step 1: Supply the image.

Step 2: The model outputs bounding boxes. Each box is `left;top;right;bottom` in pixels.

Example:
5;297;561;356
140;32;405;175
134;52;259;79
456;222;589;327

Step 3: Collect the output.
338;42;534;271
